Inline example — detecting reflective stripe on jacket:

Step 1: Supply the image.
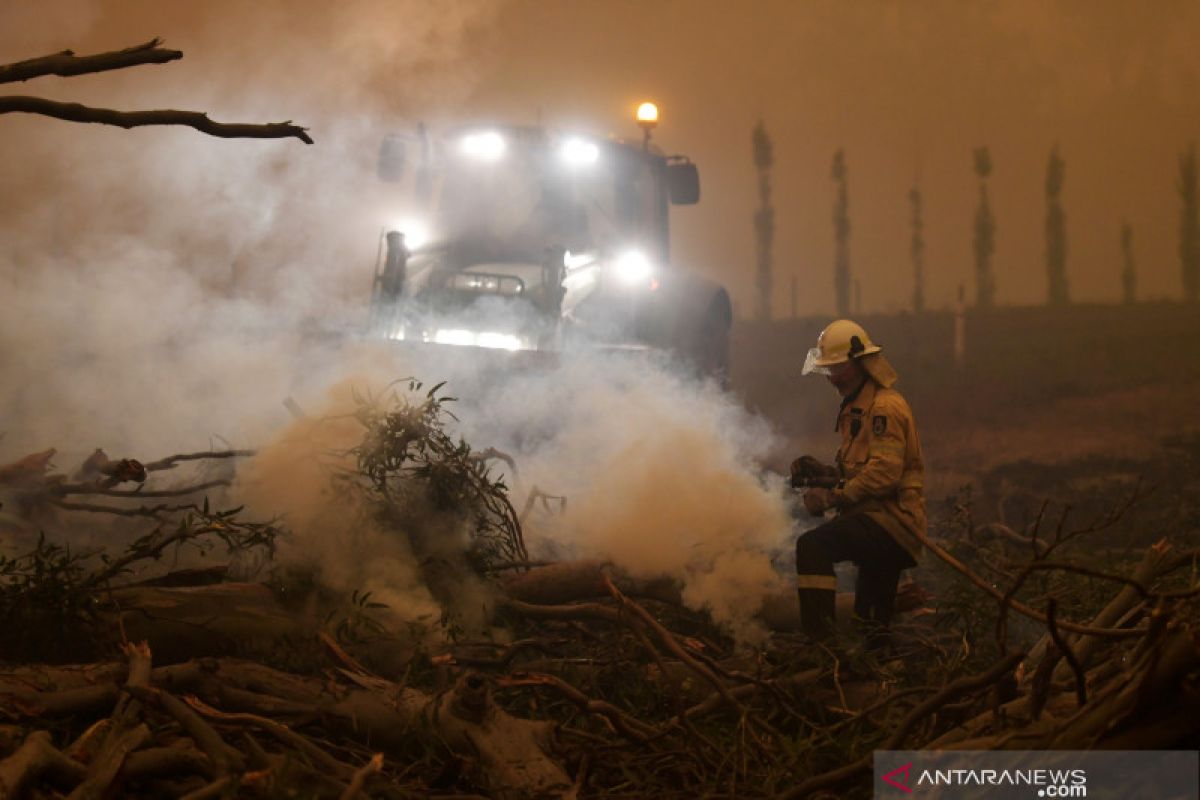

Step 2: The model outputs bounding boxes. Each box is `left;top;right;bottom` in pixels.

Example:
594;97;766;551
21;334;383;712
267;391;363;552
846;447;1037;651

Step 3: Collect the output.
835;380;925;559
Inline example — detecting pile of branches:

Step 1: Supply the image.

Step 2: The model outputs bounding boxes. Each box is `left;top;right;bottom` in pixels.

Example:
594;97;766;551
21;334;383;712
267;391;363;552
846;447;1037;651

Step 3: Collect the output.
345;380;527;573
2;392;1199;798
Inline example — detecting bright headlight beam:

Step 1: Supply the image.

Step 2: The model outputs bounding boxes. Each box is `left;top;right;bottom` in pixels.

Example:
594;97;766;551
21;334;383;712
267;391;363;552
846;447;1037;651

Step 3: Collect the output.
460;131;506;161
564;250;596;269
476;332;523;351
614;250;652;285
430;329;527;350
434;329;475;346
560;137;599;167
389;218;430;250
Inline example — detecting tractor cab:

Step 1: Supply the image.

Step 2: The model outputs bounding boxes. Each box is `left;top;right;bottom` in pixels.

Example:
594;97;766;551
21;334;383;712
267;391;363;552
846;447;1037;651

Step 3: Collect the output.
369;106;728;377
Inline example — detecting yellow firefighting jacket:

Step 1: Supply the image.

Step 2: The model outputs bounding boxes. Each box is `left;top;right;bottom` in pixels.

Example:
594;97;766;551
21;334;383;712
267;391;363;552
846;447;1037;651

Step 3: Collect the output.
833;378;925;559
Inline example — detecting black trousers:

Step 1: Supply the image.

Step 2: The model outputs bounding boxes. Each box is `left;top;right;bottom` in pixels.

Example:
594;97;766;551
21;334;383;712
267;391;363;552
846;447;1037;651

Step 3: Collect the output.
795;512;917;640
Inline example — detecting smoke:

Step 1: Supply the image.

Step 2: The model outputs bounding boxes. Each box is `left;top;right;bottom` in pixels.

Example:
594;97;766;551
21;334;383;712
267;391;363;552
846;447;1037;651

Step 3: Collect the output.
233;378;445;627
0;0;503;456
451;354;795;642
0;1;800;646
227;350;796;645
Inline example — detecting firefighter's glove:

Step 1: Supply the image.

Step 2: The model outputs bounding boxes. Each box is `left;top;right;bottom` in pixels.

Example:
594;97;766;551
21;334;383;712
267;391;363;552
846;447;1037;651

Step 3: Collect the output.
790;455;837;489
802;487;831;517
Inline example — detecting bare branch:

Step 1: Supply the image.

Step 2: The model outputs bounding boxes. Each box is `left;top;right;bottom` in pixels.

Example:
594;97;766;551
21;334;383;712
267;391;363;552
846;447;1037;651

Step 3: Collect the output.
777;652;1026;800
0;39;182;85
497;672;658;743
339;753;383;800
917;530;1149;638
1045;599;1087;707
0;96;313;144
143;450;255;473
58;480;230;498
182;696;355;781
603;575;745;716
49;499;190;518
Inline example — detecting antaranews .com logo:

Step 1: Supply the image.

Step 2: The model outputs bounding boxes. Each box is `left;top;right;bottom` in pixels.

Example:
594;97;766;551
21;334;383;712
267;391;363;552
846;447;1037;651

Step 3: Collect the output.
880;762;1087;797
874;750;1198;800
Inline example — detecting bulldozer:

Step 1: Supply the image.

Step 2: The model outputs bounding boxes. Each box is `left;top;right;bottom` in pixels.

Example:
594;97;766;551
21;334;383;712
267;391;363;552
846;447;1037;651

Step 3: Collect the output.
368;103;732;378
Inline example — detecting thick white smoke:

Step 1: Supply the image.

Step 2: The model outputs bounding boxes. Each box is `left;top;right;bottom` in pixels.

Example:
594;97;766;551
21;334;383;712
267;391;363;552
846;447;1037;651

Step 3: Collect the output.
0;0;800;646
229;348;796;645
452;354;796;641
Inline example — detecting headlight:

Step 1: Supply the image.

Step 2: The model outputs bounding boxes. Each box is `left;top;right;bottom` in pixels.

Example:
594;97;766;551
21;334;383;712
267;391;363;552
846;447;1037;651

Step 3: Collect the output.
559;137;599;167
388;218;430;250
429;329;528;351
459;131;506;161
476;332;524;351
564;250;596;269
613;250;652;285
433;329;475;347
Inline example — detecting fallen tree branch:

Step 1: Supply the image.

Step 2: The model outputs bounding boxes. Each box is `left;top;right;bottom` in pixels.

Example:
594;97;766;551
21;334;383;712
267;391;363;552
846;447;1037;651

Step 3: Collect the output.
917;530;1149;638
777;651;1025;800
0;96;313;144
1024;539;1174;678
119;747;215;783
178;775;236;800
47;500;198;518
0;731;87;797
497;672;658;743
603;576;743;716
1042;624;1200;749
1044;599;1086;708
339;753;383;800
125;686;245;776
57;480;230;499
182;696;355;781
884;651;1026;750
142;451;255;473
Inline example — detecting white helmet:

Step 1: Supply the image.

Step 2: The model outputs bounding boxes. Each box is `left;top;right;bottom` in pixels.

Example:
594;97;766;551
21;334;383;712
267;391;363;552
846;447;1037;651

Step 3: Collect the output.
801;319;881;375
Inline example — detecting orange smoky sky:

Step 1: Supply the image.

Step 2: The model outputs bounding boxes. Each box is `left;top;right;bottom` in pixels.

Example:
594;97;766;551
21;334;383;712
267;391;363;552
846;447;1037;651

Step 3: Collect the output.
1;0;1197;316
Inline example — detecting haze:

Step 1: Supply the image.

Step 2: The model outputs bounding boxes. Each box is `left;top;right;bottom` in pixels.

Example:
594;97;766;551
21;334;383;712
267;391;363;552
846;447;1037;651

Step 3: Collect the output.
2;0;1197;317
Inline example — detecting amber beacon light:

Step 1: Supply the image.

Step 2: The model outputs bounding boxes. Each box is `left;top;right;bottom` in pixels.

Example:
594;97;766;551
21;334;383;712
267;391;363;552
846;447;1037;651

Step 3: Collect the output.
636;101;659;150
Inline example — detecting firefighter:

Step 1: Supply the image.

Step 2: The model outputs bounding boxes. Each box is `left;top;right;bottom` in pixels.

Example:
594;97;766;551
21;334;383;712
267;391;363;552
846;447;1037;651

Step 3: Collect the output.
791;319;925;644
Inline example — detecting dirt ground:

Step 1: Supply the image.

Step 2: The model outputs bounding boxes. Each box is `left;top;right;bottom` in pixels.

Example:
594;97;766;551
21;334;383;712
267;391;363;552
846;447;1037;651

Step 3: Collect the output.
921;379;1200;498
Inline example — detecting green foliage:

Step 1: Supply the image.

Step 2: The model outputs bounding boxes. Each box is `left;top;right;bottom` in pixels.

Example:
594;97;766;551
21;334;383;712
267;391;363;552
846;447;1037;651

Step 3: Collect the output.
347;379;527;573
329;589;390;645
0;505;279;661
0;533;99;658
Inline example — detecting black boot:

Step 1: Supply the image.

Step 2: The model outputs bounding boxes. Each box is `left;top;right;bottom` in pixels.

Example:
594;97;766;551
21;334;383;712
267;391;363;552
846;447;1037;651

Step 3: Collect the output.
797;587;836;640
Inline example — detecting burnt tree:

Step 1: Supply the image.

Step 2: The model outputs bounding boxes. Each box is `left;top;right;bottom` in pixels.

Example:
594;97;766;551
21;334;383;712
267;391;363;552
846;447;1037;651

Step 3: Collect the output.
910;186;926;313
832;149;851;317
1121;221;1137;305
973;146;996;309
1180;142;1199;302
752;120;775;322
1045;144;1070;305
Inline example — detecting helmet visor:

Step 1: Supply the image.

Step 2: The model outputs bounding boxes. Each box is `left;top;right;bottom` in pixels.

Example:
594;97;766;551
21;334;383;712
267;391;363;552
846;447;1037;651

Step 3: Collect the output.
801;347;832;375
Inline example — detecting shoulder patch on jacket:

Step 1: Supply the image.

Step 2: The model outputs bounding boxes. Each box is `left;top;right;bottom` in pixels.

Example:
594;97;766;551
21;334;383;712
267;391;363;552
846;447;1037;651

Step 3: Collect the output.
872;415;888;436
